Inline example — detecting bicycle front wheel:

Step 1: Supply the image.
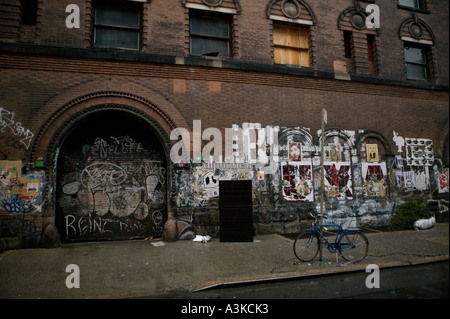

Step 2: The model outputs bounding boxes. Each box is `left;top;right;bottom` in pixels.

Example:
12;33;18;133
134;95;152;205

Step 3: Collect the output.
293;230;319;262
338;230;368;262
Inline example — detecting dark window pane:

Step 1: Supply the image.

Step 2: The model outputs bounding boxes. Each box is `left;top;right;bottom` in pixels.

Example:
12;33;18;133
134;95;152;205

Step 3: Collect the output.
191;37;229;57
406;63;427;80
95;7;140;29
21;0;38;25
344;31;353;59
190;16;229;39
398;0;419;8
404;47;425;64
95;28;140;50
367;34;375;62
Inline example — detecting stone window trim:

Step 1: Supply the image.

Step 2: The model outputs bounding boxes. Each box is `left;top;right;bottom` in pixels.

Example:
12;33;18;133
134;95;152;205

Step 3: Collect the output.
266;0;316;25
398;14;435;44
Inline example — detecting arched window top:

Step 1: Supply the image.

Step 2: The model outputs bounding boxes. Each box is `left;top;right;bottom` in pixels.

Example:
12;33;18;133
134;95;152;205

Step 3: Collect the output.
399;13;435;45
182;0;241;14
338;1;379;35
266;0;316;26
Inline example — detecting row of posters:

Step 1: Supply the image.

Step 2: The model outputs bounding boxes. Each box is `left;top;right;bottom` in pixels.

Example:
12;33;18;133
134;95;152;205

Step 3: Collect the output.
288;142;380;162
282;162;387;202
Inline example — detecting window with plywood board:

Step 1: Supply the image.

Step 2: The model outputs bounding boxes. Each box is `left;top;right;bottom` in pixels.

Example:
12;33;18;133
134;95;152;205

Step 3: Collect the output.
273;23;310;67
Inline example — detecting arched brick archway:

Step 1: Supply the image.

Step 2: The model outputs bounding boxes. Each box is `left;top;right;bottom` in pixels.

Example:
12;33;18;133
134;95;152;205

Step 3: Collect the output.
31;90;187;242
51;106;170;242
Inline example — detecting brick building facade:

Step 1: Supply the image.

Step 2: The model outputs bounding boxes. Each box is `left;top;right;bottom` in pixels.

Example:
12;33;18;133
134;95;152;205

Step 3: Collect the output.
0;0;448;249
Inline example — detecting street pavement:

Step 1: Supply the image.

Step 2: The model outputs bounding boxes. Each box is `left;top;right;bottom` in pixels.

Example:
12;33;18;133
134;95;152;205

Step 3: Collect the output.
0;222;448;299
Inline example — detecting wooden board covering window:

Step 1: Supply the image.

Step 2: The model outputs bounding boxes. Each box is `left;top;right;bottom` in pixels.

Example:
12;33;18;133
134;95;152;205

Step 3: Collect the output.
273;24;310;67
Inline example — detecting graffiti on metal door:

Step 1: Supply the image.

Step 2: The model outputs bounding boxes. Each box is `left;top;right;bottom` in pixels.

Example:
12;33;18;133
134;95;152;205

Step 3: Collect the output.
57;134;166;242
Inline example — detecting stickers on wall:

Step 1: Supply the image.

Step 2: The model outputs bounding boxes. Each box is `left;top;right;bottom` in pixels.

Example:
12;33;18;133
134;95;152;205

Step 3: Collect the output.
0;160;45;213
405;138;434;166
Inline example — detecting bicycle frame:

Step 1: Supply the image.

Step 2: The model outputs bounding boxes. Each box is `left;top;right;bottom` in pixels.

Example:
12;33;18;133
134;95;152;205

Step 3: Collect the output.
306;223;345;250
294;214;369;262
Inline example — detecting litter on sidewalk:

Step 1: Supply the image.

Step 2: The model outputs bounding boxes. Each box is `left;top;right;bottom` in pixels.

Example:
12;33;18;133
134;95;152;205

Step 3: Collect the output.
151;241;167;247
191;235;211;242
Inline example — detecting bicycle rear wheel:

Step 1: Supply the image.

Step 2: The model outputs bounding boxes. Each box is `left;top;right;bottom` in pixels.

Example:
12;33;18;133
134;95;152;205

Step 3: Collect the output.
338;230;368;262
293;230;319;262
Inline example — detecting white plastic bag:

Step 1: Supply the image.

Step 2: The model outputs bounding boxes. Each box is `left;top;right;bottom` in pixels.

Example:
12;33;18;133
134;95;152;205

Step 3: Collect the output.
191;235;211;242
414;216;435;230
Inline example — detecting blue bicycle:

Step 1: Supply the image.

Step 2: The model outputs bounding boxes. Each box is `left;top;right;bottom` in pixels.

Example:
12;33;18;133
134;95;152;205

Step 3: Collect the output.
293;214;369;263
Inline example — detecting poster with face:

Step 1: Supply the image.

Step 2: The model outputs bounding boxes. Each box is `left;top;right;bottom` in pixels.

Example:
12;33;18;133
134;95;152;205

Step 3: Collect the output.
282;162;314;201
328;143;341;162
288;142;302;162
366;144;379;162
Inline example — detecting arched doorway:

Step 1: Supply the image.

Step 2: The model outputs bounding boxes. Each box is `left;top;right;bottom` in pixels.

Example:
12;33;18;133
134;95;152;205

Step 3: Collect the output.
55;109;168;242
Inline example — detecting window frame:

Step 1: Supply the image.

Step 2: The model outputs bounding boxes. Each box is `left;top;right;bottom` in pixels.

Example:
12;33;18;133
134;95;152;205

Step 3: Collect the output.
397;0;429;13
272;22;311;68
92;1;143;50
403;44;430;81
188;11;232;58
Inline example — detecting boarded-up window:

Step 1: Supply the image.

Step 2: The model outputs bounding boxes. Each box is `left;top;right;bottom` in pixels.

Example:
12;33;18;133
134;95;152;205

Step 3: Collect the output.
190;13;231;58
93;1;142;50
273;24;310;67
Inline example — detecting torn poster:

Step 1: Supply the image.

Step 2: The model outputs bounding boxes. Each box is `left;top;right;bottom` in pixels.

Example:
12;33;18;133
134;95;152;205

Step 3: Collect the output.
323;162;352;200
403;170;416;192
362;162;387;197
282;162;314;201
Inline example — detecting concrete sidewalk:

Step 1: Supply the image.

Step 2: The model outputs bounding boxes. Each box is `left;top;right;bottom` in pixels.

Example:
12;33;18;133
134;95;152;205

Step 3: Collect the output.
0;223;448;299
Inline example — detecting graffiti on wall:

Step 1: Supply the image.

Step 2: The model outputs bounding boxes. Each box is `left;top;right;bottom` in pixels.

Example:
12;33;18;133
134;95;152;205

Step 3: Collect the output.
405;138;434;166
57;134;167;241
173;164;253;207
0;160;45;214
0;107;34;151
437;168;449;193
172;125;448;232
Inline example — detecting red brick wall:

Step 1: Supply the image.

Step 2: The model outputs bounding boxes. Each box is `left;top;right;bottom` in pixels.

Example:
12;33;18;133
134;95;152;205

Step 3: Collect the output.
1;0;447;84
0;0;448;248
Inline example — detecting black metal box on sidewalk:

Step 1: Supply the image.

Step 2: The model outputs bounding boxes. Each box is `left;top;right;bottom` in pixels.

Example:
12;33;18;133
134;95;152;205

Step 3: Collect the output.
219;180;253;242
